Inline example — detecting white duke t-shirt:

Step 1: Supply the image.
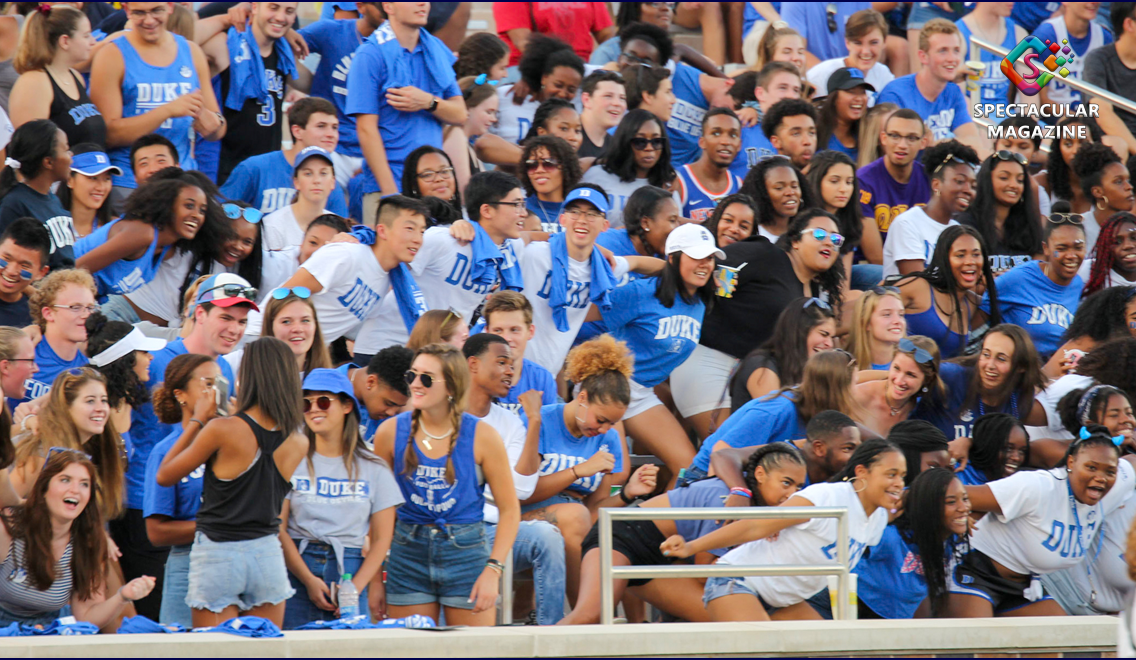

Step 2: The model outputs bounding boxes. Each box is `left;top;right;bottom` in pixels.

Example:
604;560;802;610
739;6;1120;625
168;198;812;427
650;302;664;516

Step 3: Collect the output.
301;242;392;342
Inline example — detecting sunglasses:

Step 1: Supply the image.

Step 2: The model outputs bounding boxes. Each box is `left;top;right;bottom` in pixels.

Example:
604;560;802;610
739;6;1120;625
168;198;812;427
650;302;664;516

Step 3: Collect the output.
302;396;336;413
898;337;935;365
803;297;831;311
46;446;92;462
271;286;311;300
1048;212;1084;226
808;227;845;248
525;158;560;172
932;153;960;176
223;203;263;224
201;283;258;301
630;137;665;150
831;348;856;367
869;285;901;296
993;150;1028;166
404;370;435;389
0;257;32;281
826;3;838;33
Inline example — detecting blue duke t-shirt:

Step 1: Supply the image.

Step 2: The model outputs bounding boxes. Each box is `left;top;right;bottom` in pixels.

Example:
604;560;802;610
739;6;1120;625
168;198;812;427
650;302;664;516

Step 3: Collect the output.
297;18;366;157
536;403;623;496
876;75;972;141
731;125;775;179
667;62;708;166
143;427;205;522
604;278;704;388
220;151;349;216
21;339;88;402
980;260;1081;359
690;392;803;472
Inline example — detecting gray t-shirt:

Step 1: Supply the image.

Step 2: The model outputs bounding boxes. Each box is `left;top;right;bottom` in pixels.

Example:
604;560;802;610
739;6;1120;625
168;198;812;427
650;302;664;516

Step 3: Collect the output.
579;167;652;230
286;450;404;550
1084;44;1136;138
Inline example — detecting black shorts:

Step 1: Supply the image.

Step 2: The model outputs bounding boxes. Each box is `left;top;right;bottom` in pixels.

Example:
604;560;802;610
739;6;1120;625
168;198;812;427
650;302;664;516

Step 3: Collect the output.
581;518;669;587
949;550;1054;614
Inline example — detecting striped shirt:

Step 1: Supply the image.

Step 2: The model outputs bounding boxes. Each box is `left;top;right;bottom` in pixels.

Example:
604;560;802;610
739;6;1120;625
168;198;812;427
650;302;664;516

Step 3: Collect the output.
0;538;73;616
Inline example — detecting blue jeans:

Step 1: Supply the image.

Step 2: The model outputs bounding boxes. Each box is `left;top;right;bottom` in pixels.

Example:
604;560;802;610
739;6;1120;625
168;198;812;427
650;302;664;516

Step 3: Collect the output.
676;465;708;488
486;520;566;624
102;294;141;323
160;544;192;628
850;263;885;290
283;542;368;630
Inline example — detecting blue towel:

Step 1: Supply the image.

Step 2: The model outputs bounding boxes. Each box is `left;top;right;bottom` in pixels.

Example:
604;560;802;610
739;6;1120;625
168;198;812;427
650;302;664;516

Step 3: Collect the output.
193;616;283;638
118;615;187;634
295;614;437;630
470;223;523;291
0;618;99;636
223;25;297;112
349;224;427;333
370;21;455;96
548;232;617;332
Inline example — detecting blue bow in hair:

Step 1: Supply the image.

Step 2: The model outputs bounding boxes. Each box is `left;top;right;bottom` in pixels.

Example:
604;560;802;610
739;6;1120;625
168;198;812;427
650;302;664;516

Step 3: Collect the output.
1079;426;1125;446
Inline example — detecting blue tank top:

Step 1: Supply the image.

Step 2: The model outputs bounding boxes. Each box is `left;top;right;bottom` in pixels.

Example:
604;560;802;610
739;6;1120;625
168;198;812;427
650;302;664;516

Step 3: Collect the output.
74;219;170;298
392;411;483;526
676;164;741;224
957;18;1017;109
904;303;969;359
108;34;200;188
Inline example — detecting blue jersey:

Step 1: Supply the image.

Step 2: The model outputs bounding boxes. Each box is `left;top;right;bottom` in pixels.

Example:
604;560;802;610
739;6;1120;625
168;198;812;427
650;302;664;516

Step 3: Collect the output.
537;403;623;496
731;125;775;180
391;410;484;525
525;195;563;234
1034;16;1113;108
855;526;963;619
958;18;1019;111
876;75;972;142
958;463;991;486
298;19;366;157
1011;1;1062;32
21;339;88;403
690;391;803;472
604;277;704;388
344;22;460;194
782;2;871;61
143;427;205;522
826;133;857;162
667;63;708;166
126;339;235;510
496;359;558;426
981;260;1081;359
676;164;742;224
219;151;349;216
108;34;200;188
74;220;171;299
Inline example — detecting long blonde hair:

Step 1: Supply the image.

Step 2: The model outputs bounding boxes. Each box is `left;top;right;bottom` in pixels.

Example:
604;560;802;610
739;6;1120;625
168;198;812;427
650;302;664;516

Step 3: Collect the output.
15;367;125;519
14;4;84;74
407;309;465;350
403;343;470;484
848;289;905;368
856;102;899;169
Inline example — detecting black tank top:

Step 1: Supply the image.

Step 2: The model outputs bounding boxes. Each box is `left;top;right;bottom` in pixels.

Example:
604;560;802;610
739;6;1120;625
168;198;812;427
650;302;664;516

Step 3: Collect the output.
195;412;293;543
47;70;107;149
216;48;285;184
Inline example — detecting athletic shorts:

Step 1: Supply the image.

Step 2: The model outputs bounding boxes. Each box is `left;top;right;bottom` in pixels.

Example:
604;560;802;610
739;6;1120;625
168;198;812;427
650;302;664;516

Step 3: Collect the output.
626;379;665;419
670;344;737;418
581;518;668;588
949;549;1056;614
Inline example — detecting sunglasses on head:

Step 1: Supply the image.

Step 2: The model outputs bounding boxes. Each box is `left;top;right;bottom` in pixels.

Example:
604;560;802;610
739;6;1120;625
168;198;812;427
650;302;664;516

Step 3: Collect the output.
302;396;336;413
831;348;856;367
404;370;435;389
223;203;263;224
993;150;1028;166
898;337;935;365
0;257;32;281
869;285;901;296
808;227;845;248
525;158;560;172
630;137;665;150
46;446;92;462
1048;212;1084;226
202;283;258;301
270;286;311;300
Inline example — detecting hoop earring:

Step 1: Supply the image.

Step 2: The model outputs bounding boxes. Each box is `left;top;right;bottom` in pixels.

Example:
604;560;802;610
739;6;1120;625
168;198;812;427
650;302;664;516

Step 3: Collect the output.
1097;198;1107;211
849;476;867;493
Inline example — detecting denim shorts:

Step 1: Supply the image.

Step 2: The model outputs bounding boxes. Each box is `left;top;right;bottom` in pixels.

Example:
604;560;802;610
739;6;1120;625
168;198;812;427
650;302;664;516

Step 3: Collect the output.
0;603;60;628
521;492;585;515
160;544;193;628
186;532;295;613
386;520;488;610
703;575;777;613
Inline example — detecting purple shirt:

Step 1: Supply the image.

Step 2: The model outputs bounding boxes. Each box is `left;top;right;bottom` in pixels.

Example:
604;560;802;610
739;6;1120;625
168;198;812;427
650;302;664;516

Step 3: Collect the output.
857;157;932;243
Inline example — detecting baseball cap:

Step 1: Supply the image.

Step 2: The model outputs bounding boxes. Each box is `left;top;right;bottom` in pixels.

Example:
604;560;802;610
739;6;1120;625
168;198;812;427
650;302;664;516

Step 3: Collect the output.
195;273;259;311
827;68;876;94
71;151;123;177
563;187;610;215
666;223;726;260
302;368;362;412
293;146;335;176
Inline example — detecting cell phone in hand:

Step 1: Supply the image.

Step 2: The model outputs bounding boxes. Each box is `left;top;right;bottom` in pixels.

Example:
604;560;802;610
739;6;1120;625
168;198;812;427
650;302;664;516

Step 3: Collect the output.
214;374;230;416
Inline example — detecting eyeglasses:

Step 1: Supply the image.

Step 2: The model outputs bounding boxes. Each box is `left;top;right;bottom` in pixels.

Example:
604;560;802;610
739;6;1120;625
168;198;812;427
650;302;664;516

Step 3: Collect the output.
869;285;901;296
404;370;435;389
270;286;311;300
993;150;1028;166
0;257;32;281
645;2;674;10
898;337;935;365
826;4;838;33
486;200;527;211
302;396;335;413
45;446;92;462
562;207;606;222
620;51;655;66
525;158;560;172
3;358;35;363
803;297;831;311
1048;212;1084;225
200;283;258;301
807;227;844;248
630;137;665;150
417;167;455;183
223;203;263;224
52;304;99;316
884;132;922;145
473;73;499;86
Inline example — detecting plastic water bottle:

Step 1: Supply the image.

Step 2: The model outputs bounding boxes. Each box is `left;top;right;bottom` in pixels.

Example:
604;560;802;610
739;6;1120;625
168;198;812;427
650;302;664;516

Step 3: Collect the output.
338;574;359;619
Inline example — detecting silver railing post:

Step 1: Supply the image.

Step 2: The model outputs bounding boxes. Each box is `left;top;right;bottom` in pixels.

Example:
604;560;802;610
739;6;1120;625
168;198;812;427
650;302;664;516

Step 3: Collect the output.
599;508;615;626
835;508;850;621
499;550;513;625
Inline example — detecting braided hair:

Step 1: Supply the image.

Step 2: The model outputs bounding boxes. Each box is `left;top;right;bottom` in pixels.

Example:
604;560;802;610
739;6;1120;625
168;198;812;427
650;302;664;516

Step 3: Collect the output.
741;443;806;505
1082;212;1136;298
403;344;469;484
523;98;578;143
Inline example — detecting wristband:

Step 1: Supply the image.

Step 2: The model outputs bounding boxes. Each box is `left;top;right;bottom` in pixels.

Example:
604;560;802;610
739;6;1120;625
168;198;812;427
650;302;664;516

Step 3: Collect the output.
19;413;35;431
619;488;636;505
485;558;505;574
571;465;579;479
188;418;205;429
729;487;752;499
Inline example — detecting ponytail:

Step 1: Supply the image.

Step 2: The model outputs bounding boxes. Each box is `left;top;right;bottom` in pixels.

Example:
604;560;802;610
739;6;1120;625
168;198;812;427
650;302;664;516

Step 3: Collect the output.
14;4;84;75
0;119;62;198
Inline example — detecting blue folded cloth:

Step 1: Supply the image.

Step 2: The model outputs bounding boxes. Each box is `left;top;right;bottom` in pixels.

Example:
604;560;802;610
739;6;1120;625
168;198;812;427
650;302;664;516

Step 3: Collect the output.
548;232;617;332
349;224;427;333
223;25;297;112
118;615;188;634
193;616;283;638
0;618;99;636
296;614;437;630
469;222;523;291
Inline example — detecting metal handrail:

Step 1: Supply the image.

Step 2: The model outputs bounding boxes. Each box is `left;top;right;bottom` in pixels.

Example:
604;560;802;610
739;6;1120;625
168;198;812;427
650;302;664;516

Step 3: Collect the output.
597;506;853;625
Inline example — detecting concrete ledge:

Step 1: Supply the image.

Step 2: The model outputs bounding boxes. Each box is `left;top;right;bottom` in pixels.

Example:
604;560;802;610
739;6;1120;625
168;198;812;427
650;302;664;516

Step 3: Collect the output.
0;617;1118;658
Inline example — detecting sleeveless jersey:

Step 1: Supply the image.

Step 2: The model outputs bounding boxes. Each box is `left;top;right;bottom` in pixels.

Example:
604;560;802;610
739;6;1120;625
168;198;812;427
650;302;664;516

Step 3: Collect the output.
47;70;106;149
216;48;286;184
675;164;742;224
1039;16;1109;107
957;18;1018;111
392;411;484;526
74;219;171;298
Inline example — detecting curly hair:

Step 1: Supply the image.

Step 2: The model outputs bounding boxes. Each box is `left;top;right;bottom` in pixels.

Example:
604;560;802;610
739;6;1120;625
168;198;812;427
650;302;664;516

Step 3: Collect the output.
741;157;816;232
618;21;674;63
152;353;215;425
28;268;97;331
1073;140;1123;204
517;34;584;95
760;98;817;140
704;193;757;246
1075;338;1136;412
519;135;582;197
565;334;634;406
367;345;415;396
805;150;863;254
523;98;578;143
741;443;806;506
775;209;845;313
454;32;509;79
921;139;980;181
84;312;149;409
1063;285;1136;341
1046;118;1103;202
1083;212;1136;298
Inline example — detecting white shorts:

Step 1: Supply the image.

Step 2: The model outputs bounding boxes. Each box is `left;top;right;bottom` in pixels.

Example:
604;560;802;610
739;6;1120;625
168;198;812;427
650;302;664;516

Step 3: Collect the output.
626;379;665;419
670;344;737;418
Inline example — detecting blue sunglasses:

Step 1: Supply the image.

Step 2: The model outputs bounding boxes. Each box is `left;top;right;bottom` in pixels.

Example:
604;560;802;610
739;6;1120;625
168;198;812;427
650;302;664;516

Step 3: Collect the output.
223;203;263;224
271;286;311;300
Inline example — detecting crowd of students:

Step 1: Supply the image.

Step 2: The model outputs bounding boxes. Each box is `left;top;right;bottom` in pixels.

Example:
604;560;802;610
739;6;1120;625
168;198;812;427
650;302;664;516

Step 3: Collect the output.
3;0;1136;634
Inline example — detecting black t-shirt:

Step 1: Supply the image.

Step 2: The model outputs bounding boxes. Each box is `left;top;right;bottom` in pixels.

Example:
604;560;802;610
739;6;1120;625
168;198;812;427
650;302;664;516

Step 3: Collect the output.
579;129;609;159
0;183;75;271
700;235;815;360
0;295;31;328
729;351;779;413
217;48;286;185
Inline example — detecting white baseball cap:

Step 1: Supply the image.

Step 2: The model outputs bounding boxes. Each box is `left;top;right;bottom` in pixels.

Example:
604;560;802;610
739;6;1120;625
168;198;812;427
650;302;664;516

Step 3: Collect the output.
665;223;726;260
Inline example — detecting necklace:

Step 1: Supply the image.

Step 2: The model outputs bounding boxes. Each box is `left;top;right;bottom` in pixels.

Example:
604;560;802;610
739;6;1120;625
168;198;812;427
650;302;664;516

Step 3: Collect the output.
883;390;908;417
419;420;454;451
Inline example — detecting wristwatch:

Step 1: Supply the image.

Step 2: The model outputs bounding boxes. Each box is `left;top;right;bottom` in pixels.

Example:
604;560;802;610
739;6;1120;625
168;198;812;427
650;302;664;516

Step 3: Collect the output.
428;97;439;112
